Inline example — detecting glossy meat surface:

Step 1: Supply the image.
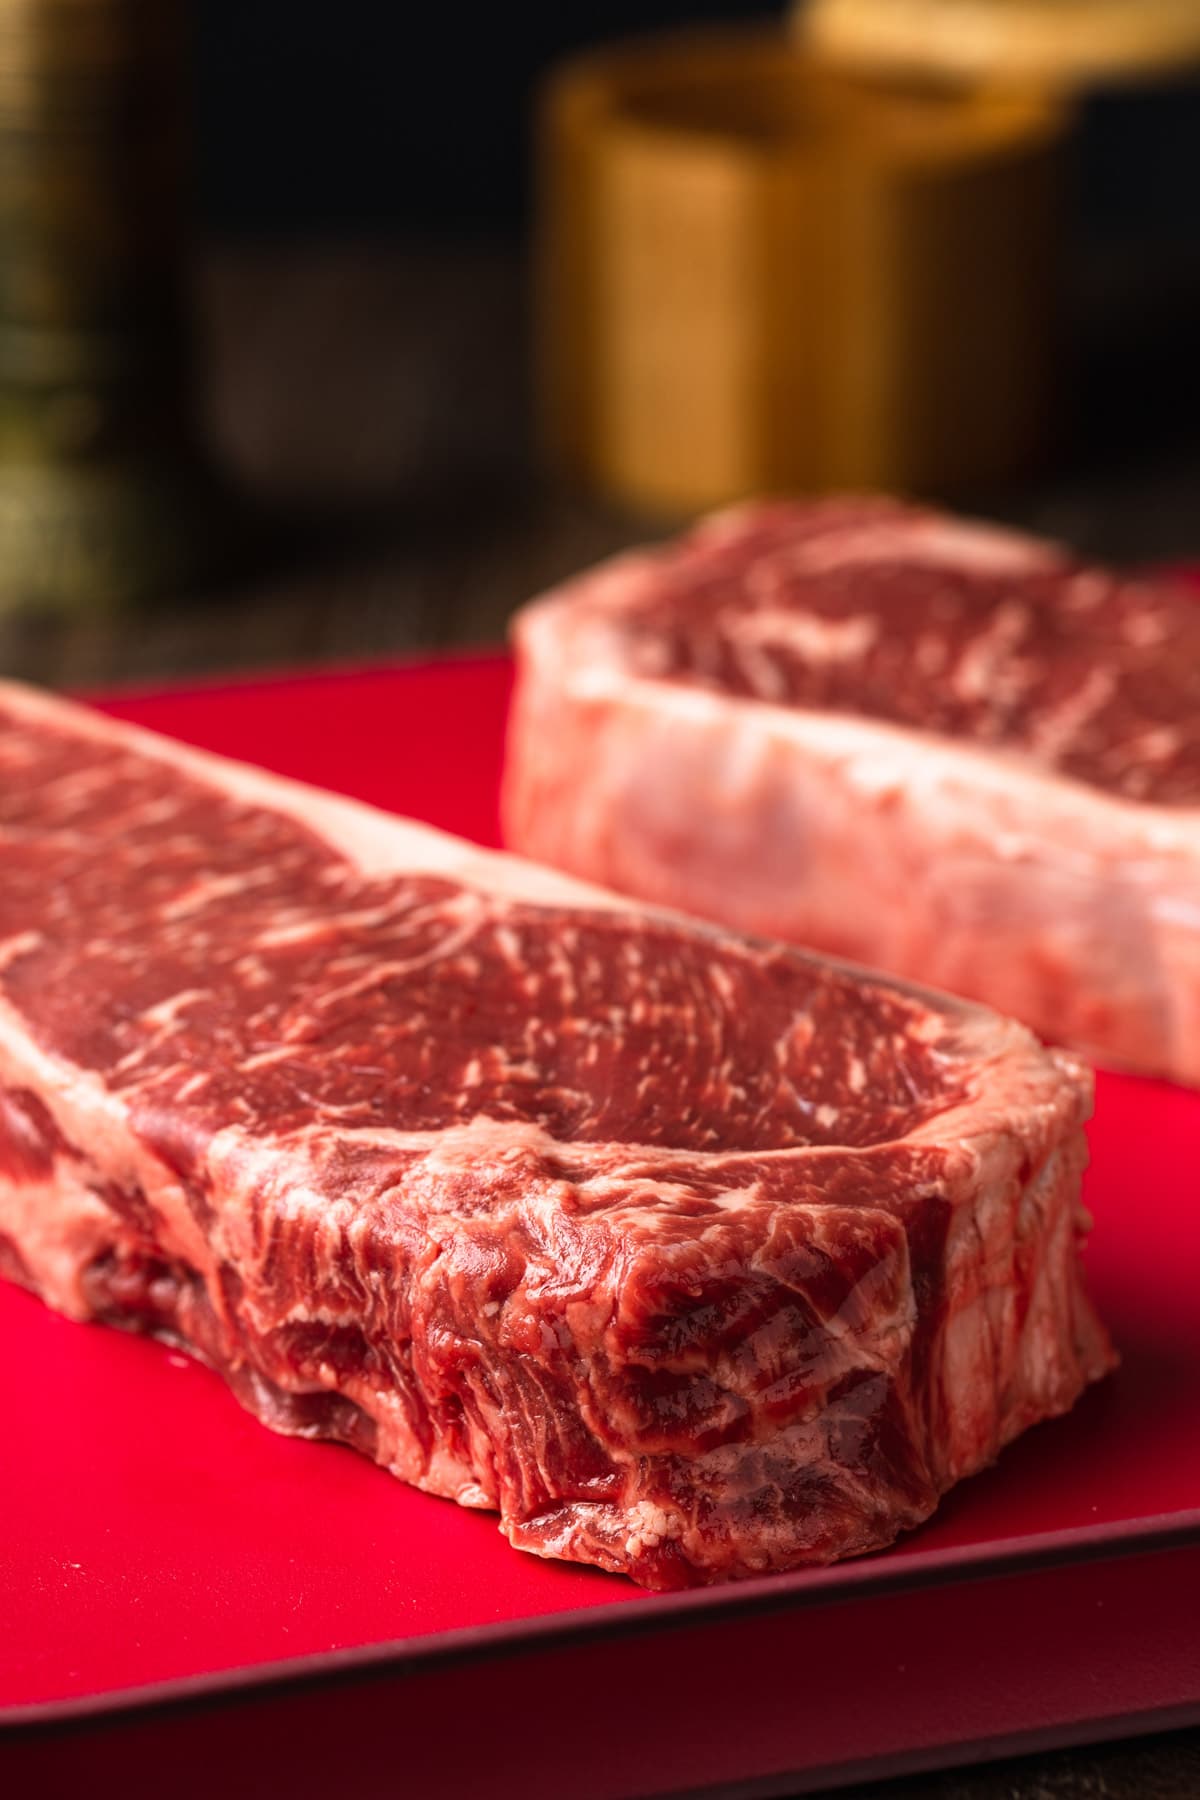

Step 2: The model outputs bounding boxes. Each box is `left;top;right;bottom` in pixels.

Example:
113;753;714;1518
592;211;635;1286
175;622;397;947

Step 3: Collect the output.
505;499;1200;1082
0;679;1111;1587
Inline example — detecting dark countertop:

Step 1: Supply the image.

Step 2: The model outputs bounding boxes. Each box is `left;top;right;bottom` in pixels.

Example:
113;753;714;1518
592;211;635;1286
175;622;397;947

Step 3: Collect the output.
1;243;1197;1800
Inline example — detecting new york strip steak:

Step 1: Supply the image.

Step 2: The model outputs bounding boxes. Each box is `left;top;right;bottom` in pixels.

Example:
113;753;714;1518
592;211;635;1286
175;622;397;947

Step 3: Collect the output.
505;498;1200;1083
0;680;1112;1589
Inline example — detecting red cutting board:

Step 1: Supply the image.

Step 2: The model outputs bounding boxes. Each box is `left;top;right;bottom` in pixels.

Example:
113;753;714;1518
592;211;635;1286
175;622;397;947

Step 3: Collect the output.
2;653;1198;1799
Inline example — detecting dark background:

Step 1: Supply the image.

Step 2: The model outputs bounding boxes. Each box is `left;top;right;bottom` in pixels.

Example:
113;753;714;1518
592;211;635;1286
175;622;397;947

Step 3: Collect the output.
1;0;1191;687
178;0;1200;602
194;0;1200;247
190;0;1200;513
195;2;779;235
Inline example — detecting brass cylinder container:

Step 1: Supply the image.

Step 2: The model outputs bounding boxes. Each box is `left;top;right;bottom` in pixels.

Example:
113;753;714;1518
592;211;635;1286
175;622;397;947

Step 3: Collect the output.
539;31;1072;515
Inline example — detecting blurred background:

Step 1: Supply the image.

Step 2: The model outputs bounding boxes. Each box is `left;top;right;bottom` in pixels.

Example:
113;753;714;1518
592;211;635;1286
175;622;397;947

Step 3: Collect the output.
0;0;1197;687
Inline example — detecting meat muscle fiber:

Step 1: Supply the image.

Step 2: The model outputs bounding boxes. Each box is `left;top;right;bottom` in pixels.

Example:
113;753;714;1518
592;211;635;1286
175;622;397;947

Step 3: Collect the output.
504;497;1200;1084
0;678;1111;1589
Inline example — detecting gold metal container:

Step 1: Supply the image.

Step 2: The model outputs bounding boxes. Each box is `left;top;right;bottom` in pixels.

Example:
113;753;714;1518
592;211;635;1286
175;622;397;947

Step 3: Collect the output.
539;31;1071;515
797;0;1200;88
0;0;214;611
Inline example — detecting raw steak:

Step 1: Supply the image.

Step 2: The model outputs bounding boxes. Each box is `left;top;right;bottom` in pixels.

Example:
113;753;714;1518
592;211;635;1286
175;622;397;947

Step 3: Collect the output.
504;497;1200;1084
0;679;1111;1590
